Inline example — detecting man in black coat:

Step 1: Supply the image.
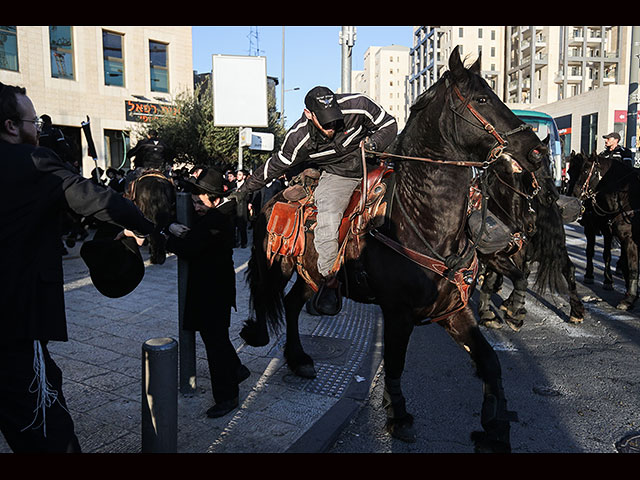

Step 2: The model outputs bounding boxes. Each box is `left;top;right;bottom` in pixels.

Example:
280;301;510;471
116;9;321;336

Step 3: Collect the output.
164;168;250;418
0;82;155;453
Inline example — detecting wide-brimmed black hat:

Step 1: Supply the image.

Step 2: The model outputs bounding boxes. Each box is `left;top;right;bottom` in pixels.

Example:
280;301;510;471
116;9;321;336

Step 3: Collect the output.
304;86;343;127
80;236;145;298
186;167;225;196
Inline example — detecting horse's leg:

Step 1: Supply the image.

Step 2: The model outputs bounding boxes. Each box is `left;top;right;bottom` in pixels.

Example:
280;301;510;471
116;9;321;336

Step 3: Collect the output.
380;306;416;443
583;226;595;284
283;276;317;378
502;275;527;332
615;235;638;311
441;307;516;453
477;267;503;329
602;230;613;290
562;253;585;323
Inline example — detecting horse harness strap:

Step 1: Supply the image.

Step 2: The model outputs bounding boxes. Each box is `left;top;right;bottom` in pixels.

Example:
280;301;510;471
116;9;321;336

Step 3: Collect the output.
370;229;478;324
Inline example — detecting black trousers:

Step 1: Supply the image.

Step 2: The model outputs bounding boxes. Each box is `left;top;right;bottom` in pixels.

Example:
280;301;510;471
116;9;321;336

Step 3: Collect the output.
0;340;81;453
198;308;242;404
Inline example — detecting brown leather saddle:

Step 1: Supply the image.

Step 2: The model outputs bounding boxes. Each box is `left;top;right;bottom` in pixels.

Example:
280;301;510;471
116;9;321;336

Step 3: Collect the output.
265;164;394;278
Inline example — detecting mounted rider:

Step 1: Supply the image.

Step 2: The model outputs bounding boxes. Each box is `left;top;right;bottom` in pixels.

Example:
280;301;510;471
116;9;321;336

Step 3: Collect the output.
232;86;397;315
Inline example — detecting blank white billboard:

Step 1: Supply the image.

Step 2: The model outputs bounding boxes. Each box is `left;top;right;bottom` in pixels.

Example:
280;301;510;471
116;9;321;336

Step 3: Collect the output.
212;55;268;127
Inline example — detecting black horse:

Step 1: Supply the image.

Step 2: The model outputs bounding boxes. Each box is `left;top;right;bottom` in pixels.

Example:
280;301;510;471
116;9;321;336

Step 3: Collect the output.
240;47;545;452
568;152;639;310
476;153;585;330
567;152;617;289
126;170;176;264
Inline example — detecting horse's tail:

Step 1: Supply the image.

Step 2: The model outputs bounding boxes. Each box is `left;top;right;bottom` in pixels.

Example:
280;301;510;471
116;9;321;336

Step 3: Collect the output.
240;205;286;347
530;187;568;294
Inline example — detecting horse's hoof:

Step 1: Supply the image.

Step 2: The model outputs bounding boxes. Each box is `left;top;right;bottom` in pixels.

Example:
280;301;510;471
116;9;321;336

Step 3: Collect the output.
602;283;614;291
386;415;416;443
291;363;317;379
616;300;634;311
240;321;270;347
480;318;502;330
568;316;584;324
471;431;511;453
505;317;524;332
583;276;594;284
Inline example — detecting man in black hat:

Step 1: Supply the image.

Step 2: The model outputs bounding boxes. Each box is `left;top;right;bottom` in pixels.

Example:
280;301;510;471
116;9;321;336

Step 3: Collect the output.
163;168;250;419
231;86;397;315
0;82;155;453
600;131;633;167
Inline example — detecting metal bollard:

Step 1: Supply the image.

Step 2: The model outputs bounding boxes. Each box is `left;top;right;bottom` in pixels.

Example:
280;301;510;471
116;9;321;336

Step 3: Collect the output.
141;337;178;453
176;192;197;394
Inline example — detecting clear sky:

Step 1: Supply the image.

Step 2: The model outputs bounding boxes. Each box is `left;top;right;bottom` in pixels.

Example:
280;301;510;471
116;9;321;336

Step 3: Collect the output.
191;26;413;129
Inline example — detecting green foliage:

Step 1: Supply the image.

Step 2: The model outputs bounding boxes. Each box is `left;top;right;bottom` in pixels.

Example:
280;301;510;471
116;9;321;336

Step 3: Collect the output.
135;82;286;173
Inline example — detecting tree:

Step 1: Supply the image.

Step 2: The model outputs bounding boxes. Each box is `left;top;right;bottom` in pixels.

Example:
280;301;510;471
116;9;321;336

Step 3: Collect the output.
135;81;286;173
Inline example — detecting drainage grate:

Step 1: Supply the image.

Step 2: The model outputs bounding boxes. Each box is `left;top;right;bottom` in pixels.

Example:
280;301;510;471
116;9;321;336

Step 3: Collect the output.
616;432;640;453
281;299;380;398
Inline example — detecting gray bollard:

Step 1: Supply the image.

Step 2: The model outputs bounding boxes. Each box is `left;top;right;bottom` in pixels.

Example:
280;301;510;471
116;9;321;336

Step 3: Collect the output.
141;337;178;453
176;192;197;394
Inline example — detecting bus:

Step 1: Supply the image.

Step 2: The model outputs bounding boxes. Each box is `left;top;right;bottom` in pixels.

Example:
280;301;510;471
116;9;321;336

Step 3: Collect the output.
512;109;564;187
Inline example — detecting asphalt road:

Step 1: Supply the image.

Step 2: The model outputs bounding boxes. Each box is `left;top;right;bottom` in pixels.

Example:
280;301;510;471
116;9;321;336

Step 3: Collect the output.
327;223;640;453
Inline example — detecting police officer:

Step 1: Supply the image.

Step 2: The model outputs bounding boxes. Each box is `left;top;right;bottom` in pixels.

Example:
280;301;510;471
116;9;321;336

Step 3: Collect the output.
600;132;633;167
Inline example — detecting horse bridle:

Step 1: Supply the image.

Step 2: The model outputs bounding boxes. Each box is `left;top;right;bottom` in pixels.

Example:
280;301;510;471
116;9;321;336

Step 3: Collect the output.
448;81;534;167
579;159;601;202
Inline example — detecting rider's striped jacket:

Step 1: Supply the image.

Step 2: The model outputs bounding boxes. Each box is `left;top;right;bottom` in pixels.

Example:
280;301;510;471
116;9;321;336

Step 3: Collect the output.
240;93;398;193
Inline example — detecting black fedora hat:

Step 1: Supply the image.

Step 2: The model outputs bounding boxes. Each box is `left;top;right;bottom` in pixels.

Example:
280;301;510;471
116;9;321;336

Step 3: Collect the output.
80;236;145;298
186;167;225;196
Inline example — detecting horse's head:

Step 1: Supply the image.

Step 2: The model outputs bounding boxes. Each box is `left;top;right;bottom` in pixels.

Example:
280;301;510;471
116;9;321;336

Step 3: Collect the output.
569;152;602;200
444;46;546;172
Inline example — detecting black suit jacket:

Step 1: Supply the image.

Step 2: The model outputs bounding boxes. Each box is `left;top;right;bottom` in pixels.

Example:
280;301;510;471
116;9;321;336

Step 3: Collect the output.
0;141;155;342
166;199;236;331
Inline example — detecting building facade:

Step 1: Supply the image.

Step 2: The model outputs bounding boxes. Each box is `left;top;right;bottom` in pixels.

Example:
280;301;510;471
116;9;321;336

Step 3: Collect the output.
352;45;410;130
409;26;636;157
0;26;193;176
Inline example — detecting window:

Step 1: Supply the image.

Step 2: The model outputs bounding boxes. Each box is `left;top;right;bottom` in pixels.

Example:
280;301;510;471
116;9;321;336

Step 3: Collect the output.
580;112;598;154
149;40;168;93
103;30;124;87
0;26;18;71
49;26;74;79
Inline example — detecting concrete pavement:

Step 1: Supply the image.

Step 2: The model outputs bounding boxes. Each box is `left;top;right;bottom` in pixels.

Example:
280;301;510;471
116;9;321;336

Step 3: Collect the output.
0;230;383;454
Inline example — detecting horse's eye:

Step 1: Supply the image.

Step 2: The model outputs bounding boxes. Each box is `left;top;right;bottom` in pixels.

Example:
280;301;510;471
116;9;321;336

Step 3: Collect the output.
476;97;489;105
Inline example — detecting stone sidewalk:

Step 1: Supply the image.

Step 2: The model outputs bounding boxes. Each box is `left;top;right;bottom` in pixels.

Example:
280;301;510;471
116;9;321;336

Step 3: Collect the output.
0;232;383;454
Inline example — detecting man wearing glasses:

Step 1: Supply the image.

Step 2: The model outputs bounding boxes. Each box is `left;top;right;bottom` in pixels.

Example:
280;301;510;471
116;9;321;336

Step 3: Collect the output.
0;82;155;453
233;86;397;315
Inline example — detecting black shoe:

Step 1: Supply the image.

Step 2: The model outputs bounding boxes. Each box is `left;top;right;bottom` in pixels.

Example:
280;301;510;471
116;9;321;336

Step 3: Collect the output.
238;364;250;384
312;275;342;316
206;397;239;418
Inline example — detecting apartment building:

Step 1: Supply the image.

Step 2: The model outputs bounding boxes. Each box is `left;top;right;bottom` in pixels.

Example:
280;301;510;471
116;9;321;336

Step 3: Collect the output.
409;26;635;156
0;26;193;176
352;45;410;130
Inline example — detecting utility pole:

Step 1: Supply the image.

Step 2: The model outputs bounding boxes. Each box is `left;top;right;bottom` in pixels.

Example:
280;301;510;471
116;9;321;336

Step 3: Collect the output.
281;27;285;127
340;26;356;93
627;26;639;166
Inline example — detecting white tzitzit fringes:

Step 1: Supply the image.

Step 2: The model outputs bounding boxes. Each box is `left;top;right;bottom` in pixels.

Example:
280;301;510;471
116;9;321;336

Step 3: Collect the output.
21;340;62;437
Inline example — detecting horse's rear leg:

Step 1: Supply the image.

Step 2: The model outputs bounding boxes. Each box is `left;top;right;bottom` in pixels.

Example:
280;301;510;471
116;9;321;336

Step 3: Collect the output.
602;232;614;290
584;229;596;284
284;276;317;378
562;254;585;323
381;307;416;443
442;308;516;453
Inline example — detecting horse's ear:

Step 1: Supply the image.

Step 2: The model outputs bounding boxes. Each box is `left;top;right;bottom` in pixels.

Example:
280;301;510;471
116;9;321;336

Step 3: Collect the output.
469;55;482;75
449;46;466;81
